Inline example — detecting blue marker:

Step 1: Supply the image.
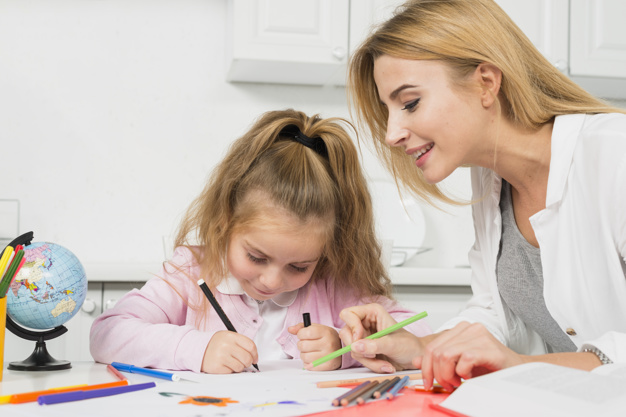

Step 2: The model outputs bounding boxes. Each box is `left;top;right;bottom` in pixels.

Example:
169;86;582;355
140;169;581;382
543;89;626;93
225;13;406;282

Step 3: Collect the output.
38;382;156;405
386;375;410;400
111;362;192;382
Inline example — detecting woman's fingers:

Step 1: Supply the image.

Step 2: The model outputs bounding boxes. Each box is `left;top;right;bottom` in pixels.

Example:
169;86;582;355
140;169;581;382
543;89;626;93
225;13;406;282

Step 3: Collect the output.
339;303;397;341
419;322;522;390
350;328;422;372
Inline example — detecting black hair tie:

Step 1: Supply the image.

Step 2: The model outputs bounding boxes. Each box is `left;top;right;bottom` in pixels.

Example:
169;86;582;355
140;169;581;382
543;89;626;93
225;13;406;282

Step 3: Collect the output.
280;125;328;158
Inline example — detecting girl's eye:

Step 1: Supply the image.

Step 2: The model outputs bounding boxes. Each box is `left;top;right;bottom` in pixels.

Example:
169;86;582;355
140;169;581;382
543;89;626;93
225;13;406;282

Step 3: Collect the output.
401;98;420;112
291;265;308;273
247;253;266;264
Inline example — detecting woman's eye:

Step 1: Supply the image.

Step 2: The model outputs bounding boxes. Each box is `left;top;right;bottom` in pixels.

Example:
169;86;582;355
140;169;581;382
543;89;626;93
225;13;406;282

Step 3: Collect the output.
247;253;266;264
401;98;420;112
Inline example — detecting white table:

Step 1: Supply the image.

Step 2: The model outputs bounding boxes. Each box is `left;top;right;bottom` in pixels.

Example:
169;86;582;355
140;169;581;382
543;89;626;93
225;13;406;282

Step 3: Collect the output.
0;361;422;417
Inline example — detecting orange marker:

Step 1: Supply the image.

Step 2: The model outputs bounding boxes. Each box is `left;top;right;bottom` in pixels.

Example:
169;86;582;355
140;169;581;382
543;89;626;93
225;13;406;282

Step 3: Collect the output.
10;380;128;404
407;384;448;393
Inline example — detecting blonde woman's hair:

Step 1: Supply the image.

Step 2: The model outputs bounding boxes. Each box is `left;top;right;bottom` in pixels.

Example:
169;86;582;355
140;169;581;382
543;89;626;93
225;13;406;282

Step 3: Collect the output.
174;109;391;300
348;0;625;205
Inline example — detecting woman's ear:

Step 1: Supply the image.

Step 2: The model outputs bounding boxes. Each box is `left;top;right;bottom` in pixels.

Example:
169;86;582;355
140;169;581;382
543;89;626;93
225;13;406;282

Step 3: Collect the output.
475;63;502;108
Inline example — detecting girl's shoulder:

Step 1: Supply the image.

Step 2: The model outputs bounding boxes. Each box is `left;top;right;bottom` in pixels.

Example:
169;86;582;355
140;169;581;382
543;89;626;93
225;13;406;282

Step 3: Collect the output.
167;246;202;269
159;246;203;286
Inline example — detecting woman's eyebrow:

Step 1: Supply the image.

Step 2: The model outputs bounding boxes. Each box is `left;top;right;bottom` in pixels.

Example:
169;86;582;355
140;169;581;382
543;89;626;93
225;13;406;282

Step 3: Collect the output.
389;83;418;100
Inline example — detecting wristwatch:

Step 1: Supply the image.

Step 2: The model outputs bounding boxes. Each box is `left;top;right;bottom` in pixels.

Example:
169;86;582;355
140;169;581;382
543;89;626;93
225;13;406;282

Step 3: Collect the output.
582;347;613;365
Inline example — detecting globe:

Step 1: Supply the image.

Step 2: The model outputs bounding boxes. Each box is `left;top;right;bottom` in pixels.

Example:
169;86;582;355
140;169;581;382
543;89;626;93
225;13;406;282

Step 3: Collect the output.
4;233;88;371
7;241;87;330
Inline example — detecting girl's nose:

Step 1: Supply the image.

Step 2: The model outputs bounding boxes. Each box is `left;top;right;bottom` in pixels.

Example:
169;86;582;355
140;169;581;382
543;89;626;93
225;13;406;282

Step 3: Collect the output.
259;269;283;291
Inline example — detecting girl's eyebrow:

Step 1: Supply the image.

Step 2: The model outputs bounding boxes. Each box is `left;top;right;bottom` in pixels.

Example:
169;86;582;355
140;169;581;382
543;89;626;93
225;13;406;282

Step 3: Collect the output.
246;241;319;264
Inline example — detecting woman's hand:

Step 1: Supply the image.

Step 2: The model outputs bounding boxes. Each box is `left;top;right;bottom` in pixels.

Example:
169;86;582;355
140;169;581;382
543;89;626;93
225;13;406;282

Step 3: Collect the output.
288;323;342;371
201;330;259;374
417;322;525;391
338;303;426;373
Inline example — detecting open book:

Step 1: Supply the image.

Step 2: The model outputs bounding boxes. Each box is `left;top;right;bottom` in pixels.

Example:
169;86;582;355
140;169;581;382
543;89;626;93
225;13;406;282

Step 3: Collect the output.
434;362;626;417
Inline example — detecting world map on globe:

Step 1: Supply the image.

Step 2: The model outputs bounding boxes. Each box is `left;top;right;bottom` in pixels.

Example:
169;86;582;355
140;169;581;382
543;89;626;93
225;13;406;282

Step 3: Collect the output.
6;241;87;330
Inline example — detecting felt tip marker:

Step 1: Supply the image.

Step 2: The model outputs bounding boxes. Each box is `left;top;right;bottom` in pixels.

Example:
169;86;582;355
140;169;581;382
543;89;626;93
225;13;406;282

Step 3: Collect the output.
111;362;181;381
197;279;259;371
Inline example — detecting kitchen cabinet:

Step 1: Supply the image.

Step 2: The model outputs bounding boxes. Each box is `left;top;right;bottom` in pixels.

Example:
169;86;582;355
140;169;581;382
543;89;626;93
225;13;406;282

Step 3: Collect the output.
226;0;402;86
228;0;626;98
226;0;350;85
496;0;569;73
499;0;626;98
569;0;626;98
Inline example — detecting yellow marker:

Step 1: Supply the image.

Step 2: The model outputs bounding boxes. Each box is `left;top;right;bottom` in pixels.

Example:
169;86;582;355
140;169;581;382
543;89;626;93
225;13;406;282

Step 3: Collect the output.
254;402;278;408
0;246;14;279
0;297;6;382
0;395;11;404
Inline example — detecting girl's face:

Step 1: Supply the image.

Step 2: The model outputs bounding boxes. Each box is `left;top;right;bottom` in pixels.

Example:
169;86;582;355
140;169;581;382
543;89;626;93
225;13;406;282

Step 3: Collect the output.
226;214;327;301
373;55;491;184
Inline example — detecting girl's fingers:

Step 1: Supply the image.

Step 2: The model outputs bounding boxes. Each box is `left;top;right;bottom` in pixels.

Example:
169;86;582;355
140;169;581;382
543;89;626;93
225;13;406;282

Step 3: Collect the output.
288;323;305;334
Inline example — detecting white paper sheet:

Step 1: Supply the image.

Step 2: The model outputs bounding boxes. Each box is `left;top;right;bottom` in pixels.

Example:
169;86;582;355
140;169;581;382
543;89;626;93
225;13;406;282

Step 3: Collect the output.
6;360;420;417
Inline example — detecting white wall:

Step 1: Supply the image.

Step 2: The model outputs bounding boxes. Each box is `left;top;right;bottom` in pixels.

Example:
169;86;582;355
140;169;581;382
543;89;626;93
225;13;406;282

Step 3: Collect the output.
0;0;476;274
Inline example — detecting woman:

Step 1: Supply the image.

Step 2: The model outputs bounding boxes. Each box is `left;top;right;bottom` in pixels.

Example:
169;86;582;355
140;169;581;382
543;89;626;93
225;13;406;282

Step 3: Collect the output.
339;0;626;392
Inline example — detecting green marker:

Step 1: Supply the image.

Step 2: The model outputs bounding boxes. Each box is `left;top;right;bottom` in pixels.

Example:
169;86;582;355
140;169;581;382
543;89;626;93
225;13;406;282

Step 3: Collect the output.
311;311;428;368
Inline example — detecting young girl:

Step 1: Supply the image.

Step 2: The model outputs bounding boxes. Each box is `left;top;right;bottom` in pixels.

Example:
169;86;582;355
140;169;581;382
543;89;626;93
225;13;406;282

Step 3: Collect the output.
90;109;431;374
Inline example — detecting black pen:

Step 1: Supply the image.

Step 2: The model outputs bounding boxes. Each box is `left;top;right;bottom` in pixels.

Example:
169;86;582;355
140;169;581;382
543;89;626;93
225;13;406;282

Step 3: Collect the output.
303;312;311;328
197;279;259;371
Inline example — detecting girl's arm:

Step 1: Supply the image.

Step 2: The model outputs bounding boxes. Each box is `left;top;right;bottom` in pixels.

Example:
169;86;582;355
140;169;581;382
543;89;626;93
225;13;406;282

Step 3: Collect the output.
89;250;215;372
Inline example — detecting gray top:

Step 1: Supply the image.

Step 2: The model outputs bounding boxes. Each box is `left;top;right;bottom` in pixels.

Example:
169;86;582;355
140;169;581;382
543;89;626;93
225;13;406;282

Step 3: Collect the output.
496;180;576;353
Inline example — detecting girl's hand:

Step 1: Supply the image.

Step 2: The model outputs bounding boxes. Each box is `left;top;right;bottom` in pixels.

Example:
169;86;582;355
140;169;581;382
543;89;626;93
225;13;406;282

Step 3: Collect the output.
339;303;425;373
416;322;524;392
201;330;259;374
288;323;342;371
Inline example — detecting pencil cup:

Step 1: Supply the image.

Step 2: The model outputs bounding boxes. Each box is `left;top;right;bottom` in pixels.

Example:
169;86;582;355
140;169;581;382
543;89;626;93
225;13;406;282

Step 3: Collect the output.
0;296;6;381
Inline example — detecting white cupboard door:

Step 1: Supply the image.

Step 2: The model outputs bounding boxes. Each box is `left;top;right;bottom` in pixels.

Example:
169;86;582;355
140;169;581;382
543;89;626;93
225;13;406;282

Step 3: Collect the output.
102;282;144;313
570;0;626;78
226;0;349;85
57;282;103;361
496;0;569;73
329;0;403;86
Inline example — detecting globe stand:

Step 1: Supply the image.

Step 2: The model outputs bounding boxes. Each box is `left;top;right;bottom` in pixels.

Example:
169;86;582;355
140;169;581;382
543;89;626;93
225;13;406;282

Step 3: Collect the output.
6;315;72;371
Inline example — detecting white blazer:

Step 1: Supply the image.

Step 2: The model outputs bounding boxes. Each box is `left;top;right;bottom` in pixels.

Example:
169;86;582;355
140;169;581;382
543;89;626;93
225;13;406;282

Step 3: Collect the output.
439;113;626;363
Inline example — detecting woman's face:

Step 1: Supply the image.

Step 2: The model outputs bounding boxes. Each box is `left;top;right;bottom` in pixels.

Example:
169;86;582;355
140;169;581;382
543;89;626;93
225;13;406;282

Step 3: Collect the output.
226;213;326;301
373;55;490;184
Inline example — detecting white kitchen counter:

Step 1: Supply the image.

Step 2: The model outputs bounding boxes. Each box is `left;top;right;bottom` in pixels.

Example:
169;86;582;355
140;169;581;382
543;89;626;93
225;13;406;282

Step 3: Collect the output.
390;266;471;286
84;262;471;287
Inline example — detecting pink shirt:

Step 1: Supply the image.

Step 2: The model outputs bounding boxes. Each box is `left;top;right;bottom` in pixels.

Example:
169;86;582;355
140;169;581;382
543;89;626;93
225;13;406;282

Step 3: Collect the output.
90;247;431;372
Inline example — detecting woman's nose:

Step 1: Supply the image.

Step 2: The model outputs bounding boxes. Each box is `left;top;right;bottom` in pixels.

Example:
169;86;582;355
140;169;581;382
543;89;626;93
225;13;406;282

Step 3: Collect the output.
385;115;408;147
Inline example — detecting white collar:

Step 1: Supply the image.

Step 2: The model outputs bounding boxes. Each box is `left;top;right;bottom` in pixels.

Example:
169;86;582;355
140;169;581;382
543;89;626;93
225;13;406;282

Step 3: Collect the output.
216;275;298;307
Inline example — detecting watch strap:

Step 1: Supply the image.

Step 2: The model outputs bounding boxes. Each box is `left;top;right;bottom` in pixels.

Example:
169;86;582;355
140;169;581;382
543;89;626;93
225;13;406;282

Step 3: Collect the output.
582;347;613;365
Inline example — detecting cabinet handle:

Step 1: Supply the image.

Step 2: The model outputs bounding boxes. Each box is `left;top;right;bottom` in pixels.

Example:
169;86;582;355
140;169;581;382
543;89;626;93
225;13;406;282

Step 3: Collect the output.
104;299;118;311
332;47;346;61
81;298;97;314
553;60;568;73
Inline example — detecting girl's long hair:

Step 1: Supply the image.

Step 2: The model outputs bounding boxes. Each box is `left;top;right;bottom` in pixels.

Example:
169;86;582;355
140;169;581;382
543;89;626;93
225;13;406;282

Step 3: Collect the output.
174;109;392;301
